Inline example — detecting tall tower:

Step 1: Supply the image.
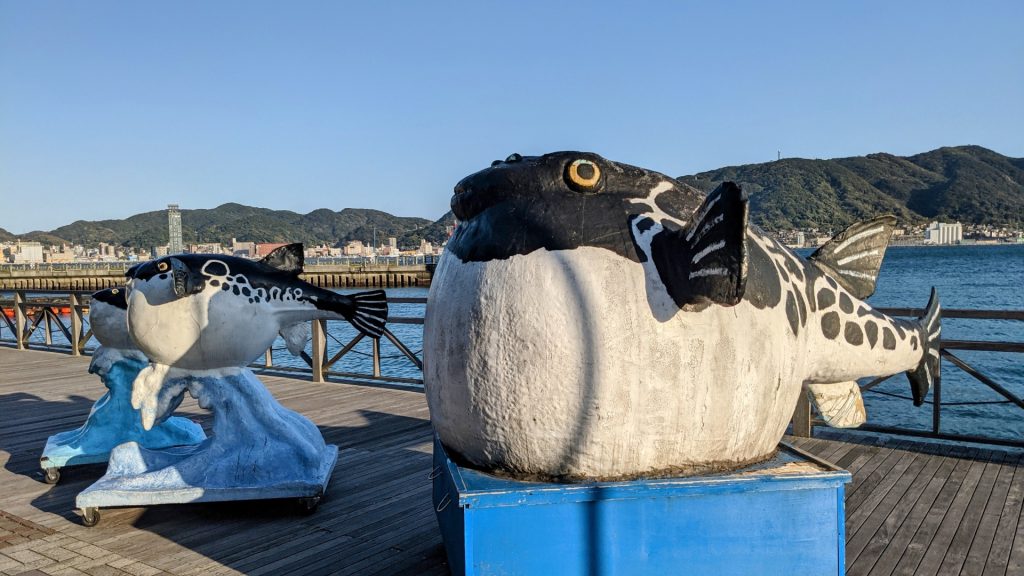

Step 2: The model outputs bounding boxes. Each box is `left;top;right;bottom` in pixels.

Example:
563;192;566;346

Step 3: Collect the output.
167;204;183;254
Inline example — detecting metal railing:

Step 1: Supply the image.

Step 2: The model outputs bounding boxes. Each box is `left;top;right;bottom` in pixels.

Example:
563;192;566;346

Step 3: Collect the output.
0;290;426;388
792;307;1024;448
0;255;440;273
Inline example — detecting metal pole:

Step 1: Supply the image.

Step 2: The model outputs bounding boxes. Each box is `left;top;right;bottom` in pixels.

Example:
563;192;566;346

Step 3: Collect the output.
372;337;381;378
311;319;326;382
70;293;82;356
14;291;25;350
791;388;813;437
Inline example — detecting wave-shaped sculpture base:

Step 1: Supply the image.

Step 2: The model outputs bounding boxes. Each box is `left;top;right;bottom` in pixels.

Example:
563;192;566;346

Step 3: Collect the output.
40;348;206;479
76;369;337;514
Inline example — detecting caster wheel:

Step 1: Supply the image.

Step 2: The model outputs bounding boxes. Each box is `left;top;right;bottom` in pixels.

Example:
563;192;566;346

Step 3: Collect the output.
80;507;100;527
43;468;60;485
298;496;321;514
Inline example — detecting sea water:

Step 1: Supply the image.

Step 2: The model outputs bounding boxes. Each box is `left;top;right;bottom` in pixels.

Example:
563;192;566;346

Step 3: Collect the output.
14;244;1023;442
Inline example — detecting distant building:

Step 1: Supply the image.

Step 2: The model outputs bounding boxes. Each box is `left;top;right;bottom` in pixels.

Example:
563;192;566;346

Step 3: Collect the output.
168;204;183;254
230;238;256;258
255;242;289;258
924;221;963;245
344;240;365;256
152;245;169;258
11;241;44;263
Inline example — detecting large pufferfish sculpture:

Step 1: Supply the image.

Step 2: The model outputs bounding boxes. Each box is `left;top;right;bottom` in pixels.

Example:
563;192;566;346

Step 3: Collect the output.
424;151;940;480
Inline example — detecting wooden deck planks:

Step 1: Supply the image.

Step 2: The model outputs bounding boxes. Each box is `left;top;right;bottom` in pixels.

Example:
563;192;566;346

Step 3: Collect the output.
2;346;1023;575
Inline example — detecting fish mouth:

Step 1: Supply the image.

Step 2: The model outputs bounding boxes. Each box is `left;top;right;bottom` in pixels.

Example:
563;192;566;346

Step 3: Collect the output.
451;168;508;221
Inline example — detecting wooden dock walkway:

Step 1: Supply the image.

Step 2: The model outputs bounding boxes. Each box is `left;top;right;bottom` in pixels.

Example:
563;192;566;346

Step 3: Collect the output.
1;346;1022;575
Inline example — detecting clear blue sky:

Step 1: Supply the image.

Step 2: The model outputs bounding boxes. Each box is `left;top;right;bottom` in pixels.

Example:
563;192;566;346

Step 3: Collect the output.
2;1;1022;233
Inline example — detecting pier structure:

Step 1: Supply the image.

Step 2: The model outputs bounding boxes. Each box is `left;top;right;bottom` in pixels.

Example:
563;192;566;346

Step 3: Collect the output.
0;262;434;291
1;293;1022;574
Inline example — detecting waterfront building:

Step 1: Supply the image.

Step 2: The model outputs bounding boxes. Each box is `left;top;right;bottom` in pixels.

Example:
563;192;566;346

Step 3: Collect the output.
168;204;183;254
255;242;289;258
924;221;963;245
10;241;44;263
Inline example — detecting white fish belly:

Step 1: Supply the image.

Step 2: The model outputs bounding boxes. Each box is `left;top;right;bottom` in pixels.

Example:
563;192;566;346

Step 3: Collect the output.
424;246;806;478
128;288;281;370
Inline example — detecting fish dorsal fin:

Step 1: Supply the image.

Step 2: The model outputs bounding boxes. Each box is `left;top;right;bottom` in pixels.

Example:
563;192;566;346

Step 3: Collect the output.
279;322;309;356
809;215;896;299
260;243;304;274
638;181;749;307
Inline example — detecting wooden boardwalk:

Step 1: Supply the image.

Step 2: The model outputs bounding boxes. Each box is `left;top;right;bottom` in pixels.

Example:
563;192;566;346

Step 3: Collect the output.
1;346;1022;575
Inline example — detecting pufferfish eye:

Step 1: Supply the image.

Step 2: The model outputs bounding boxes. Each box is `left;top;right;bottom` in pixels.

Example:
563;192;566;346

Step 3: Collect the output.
157;261;169;272
565;159;601;192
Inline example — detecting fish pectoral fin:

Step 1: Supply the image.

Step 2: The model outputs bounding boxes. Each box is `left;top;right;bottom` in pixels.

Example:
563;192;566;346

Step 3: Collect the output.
279;322;309;356
259;243;304;275
808;215;896;299
168;257;205;298
645;181;749;307
805;381;866;428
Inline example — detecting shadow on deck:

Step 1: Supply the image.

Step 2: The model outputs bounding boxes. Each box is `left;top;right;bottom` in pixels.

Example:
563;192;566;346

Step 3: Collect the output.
1;346;1022;575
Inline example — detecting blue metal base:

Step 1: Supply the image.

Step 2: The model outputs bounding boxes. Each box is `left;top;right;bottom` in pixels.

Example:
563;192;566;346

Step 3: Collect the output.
40;353;205;474
433;436;850;576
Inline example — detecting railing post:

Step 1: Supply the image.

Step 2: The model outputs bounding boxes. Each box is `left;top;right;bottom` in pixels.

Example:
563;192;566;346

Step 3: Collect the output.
932;367;942;435
372;337;381;378
264;348;273;368
70;293;82;356
311;319;327;383
791;387;813;437
43;308;53;346
14;291;25;350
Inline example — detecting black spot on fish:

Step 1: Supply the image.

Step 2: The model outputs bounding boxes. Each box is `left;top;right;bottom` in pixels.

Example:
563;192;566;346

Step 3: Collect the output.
159;273;168;280
882;328;896;350
895;323;906;340
210;279;220;287
205;261;228;276
821;312;841;339
817;288;835;309
634;217;655;233
785;292;799;335
857;306;871;317
743;239;782;310
845;322;864;346
910;335;919;350
839;293;854;314
232;285;240;295
865;321;878;348
784;258;804;282
776;262;790;283
242;287;251;297
826;276;838;289
248;298;253;303
221;283;230;291
795;289;807;326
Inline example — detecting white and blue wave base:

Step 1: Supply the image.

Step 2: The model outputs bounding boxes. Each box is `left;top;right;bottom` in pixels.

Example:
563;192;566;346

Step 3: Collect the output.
40;353;206;474
76;369;337;513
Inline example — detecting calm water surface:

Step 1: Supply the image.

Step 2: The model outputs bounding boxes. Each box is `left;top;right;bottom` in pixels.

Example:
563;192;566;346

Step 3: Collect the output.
13;245;1023;441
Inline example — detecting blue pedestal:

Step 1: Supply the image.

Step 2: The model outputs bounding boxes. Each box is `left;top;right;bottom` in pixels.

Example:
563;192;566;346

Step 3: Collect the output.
433;437;850;576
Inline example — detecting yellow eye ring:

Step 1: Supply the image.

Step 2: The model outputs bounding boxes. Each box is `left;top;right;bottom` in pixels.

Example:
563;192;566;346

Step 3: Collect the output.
566;159;601;191
111;288;119;295
158;262;169;272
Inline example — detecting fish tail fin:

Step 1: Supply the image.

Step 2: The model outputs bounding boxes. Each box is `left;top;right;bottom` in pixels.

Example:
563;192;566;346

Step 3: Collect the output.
320;290;388;338
906;287;941;406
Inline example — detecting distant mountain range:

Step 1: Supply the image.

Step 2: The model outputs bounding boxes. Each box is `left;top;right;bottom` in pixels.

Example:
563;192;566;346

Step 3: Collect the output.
2;146;1020;248
2;204;458;251
679;145;1024;231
